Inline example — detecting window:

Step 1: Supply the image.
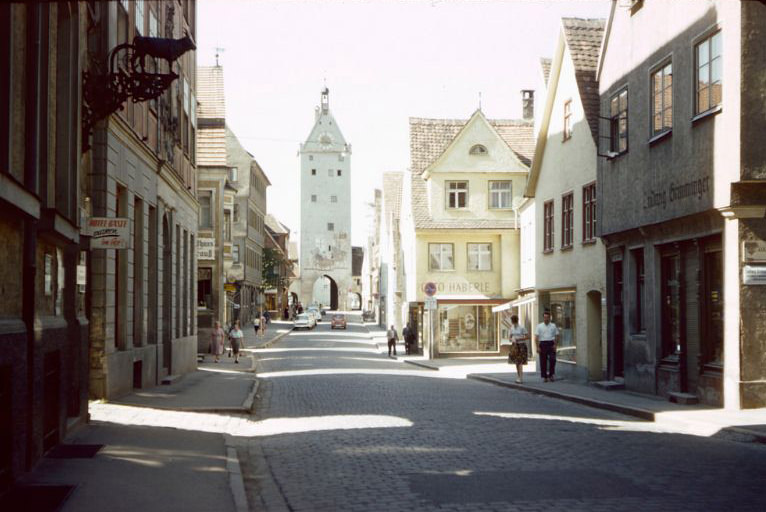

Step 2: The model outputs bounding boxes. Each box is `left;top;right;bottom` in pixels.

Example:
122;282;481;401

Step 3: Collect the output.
561;193;574;249
135;0;144;35
543;200;554;253
228;167;237;182
446;181;468;209
327;222;334;231
489;181;512;209
582;182;597;242
609;88;628;154
309;155;313;161
311;169;316;175
651;62;673;136
199;192;212;228
633;249;645;332
469;144;487;155
149;8;158;37
429;243;454;271
550;291;576;362
328;169;334;177
563;100;572;140
695;31;722;115
330;195;337;203
311;194;317;202
467;243;492;271
224;211;231;241
232;244;240;264
117;0;129;45
337;169;342;176
233;203;239;223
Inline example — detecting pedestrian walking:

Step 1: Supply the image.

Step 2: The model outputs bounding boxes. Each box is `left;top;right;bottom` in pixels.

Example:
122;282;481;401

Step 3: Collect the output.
535;310;560;382
253;315;260;338
259;312;267;338
508;315;529;383
387;325;399;357
210;321;226;363
403;322;416;355
229;320;244;364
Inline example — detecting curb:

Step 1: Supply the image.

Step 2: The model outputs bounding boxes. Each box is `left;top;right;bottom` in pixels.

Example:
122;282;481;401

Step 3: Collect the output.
467;374;656;421
224;437;250;512
251;328;293;350
402;359;439;371
242;379;259;412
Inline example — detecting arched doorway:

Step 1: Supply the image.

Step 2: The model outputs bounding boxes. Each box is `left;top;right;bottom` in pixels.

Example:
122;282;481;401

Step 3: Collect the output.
312;275;338;310
348;292;362;310
162;215;172;374
586;290;603;380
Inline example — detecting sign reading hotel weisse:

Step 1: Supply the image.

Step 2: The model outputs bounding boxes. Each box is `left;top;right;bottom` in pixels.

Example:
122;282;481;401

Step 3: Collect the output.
88;217;129;249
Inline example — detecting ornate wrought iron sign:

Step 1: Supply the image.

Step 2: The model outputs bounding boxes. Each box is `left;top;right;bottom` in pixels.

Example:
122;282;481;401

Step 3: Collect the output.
82;34;195;152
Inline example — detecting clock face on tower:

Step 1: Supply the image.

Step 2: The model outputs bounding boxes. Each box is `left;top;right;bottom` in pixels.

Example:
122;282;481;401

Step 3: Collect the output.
319;132;333;147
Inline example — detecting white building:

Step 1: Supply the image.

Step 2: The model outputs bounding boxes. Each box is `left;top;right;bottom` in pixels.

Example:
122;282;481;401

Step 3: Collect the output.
295;88;353;310
525;18;606;382
381;172;406;332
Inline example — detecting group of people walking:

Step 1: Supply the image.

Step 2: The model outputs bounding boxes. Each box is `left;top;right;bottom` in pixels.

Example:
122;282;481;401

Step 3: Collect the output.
209;314;269;364
506;310;560;384
386;322;418;357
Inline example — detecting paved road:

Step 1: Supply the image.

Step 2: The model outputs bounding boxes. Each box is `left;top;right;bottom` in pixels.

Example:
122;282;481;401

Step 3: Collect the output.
233;314;766;512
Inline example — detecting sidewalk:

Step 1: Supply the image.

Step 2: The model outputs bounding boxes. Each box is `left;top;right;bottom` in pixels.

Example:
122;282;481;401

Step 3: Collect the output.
400;356;766;443
6;322;294;512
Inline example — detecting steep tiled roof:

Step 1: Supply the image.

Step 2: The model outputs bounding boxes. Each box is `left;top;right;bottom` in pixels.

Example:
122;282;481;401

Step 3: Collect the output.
540;57;552;87
408;116;532;230
265;214;289;235
197;127;227;167
409;117;534;175
561;18;605;143
382;172;403;234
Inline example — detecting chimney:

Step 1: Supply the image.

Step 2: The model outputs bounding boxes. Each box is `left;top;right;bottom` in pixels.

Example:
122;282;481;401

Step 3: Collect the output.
522;90;534;120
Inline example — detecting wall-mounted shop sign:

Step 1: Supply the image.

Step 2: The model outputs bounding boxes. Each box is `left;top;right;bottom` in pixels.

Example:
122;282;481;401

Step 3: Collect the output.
197;238;215;260
743;265;766;285
420;281;492;294
743;241;766;263
88;217;129;249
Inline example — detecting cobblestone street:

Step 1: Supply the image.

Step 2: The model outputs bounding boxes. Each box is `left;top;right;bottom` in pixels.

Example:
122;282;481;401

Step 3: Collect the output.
227;317;766;512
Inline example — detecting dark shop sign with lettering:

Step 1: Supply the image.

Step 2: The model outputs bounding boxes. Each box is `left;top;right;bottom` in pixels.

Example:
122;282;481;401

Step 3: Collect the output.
644;176;711;210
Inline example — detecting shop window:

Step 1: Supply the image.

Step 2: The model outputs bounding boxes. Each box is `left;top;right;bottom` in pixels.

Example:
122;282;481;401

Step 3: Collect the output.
437;304;496;353
703;249;723;366
429;243;454;271
467;243;491;271
550;291;576;362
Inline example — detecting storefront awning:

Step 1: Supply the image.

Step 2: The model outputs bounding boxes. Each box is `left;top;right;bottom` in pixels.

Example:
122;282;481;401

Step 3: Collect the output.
491;294;537;313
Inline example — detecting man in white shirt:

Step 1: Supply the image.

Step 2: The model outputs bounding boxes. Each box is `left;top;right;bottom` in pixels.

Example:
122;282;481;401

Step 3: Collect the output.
535;310;560;382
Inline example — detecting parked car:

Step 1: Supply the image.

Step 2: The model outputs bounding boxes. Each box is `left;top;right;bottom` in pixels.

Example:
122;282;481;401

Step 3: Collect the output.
307;307;321;322
294;313;315;330
362;310;375;322
330;314;347;330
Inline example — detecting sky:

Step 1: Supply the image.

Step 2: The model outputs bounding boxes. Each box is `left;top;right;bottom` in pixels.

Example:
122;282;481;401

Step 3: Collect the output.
197;0;611;245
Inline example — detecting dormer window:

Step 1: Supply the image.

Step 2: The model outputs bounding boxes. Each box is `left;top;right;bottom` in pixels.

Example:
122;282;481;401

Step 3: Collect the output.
469;144;488;156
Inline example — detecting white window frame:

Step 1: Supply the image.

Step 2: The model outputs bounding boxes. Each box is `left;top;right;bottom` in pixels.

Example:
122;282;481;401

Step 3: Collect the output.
467;243;492;271
135;0;144;35
694;30;722;116
446;181;468;209
489;181;512;209
429;243;454;271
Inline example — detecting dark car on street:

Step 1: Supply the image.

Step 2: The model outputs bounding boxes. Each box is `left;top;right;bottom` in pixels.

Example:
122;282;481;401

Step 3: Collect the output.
331;314;347;329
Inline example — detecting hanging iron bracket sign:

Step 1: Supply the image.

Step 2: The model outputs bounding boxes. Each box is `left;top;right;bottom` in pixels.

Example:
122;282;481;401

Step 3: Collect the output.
81;34;196;152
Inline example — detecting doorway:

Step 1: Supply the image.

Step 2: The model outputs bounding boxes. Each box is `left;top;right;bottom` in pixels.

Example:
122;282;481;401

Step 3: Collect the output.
162;215;172;374
610;260;624;379
586;290;603;380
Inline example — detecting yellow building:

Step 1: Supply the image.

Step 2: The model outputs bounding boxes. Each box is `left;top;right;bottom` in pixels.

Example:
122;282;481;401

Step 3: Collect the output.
406;110;534;357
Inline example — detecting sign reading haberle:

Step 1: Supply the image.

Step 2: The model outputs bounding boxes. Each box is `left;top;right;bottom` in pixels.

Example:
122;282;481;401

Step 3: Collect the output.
88;217;130;249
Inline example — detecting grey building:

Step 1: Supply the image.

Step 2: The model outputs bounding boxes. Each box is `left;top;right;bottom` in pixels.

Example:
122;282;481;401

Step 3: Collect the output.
598;0;766;408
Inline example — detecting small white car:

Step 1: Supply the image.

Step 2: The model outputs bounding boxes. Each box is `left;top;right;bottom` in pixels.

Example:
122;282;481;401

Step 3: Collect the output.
307;307;321;323
294;313;316;330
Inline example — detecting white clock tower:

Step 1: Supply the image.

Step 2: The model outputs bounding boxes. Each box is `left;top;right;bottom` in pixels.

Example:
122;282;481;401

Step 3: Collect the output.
296;88;352;310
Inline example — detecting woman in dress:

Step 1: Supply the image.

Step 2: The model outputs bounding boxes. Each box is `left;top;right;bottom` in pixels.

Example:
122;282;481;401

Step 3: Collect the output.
509;315;529;383
229;320;244;364
211;321;225;363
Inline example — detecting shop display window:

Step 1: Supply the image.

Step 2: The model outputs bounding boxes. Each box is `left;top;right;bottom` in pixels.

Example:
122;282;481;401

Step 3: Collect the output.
437;304;496;352
550;292;576;362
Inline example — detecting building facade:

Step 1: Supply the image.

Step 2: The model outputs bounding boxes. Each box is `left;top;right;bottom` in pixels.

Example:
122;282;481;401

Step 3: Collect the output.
408;111;534;358
0;0;90;491
598;0;766;408
296;88;353;311
381;172;406;332
525;18;606;382
87;0;199;399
